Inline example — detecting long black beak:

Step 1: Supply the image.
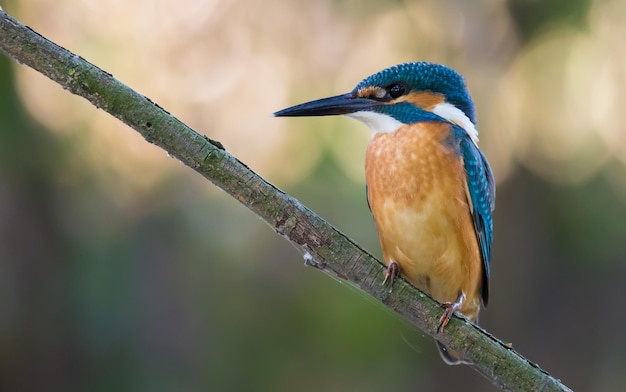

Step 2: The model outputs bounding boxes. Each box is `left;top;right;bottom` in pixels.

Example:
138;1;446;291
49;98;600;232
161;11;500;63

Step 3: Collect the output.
274;93;376;117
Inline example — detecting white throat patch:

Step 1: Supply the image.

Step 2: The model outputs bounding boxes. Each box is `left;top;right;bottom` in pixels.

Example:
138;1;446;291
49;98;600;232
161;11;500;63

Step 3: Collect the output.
431;102;479;146
346;104;479;146
345;111;404;134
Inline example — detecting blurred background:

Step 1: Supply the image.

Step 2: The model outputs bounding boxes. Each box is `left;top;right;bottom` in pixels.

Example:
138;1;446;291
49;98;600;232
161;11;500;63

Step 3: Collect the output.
0;0;625;390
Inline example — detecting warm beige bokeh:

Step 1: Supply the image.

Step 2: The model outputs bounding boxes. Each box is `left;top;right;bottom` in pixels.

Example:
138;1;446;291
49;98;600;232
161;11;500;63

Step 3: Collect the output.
9;0;626;191
495;0;626;185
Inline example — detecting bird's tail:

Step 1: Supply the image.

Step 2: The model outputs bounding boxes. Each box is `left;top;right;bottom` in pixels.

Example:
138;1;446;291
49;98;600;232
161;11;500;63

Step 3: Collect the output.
436;340;473;365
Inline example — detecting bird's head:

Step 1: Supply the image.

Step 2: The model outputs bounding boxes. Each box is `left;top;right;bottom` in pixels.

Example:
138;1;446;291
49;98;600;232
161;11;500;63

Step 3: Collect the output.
275;62;478;144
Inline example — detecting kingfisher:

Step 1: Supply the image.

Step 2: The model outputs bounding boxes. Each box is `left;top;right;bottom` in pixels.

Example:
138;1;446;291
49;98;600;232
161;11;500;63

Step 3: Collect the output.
274;62;495;365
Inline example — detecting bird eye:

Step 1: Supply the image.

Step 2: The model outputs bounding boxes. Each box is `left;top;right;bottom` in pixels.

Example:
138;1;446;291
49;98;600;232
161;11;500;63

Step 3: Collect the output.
388;83;407;99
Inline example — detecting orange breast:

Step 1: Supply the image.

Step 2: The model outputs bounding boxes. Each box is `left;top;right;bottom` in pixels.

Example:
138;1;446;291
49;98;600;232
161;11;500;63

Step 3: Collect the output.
365;122;482;321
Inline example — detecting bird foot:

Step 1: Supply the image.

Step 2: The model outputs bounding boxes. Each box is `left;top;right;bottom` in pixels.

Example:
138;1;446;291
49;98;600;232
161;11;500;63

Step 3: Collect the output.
383;261;400;287
437;291;466;333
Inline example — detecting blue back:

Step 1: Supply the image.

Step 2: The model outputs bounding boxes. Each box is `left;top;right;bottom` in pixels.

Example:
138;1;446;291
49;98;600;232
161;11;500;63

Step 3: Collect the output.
456;127;495;305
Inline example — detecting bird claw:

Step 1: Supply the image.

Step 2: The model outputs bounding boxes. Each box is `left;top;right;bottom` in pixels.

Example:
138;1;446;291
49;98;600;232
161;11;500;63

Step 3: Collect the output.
437;291;466;333
437;304;456;333
383;261;400;287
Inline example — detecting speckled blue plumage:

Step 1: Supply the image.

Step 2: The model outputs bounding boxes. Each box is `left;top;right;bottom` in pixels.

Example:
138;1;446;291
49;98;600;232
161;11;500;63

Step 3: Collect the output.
354;62;476;125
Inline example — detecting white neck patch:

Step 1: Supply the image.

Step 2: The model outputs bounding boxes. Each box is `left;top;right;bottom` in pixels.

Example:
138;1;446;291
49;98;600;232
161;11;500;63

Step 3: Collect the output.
346;104;479;145
345;111;404;134
431;102;479;145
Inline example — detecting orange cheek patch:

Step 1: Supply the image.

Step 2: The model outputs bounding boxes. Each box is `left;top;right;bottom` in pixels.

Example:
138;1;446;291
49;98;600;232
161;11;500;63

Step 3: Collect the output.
399;91;445;110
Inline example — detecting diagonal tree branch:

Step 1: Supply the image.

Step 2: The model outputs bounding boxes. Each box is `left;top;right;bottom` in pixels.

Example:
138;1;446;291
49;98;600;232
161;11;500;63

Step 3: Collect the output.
0;10;571;392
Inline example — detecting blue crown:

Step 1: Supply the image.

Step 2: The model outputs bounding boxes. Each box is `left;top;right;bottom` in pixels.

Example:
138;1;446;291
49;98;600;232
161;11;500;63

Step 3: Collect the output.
354;62;476;125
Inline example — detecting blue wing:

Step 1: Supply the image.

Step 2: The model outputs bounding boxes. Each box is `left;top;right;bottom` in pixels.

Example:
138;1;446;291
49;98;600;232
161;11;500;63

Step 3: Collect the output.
459;135;495;306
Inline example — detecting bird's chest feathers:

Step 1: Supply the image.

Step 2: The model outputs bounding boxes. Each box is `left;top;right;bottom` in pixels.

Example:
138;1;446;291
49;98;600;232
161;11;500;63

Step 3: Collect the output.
365;122;479;307
365;122;465;204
